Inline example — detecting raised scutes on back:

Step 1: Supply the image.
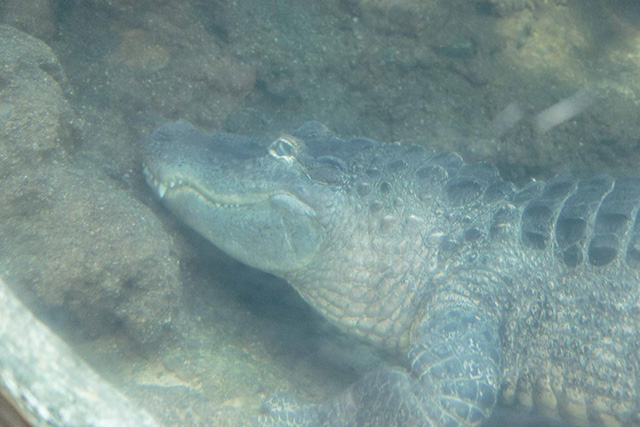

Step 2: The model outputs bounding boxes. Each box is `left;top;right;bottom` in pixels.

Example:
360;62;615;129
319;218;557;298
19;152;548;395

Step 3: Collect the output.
590;177;640;267
555;176;614;267
444;162;501;207
520;175;576;250
516;174;640;269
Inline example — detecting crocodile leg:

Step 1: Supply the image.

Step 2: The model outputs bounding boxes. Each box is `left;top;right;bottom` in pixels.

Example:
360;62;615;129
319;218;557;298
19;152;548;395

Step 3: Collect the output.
407;297;502;426
262;293;501;426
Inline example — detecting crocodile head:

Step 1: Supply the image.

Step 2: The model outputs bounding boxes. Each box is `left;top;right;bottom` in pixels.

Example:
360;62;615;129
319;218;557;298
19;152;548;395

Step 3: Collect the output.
143;120;343;273
143;120;434;348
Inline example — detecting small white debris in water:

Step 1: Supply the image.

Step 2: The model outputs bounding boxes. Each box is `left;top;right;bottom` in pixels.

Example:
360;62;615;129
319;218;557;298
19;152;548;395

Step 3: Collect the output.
491;102;524;137
534;88;594;134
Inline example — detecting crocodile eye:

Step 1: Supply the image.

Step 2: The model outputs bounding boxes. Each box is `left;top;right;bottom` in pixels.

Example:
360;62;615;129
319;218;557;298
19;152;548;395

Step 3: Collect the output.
269;136;298;159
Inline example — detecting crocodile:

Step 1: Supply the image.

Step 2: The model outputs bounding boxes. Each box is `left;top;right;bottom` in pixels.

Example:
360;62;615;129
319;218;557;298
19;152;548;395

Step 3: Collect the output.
143;120;640;427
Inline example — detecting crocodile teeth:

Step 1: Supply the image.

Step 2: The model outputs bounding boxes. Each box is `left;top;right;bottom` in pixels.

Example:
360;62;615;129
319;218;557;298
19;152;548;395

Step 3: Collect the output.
213;202;240;208
157;183;167;199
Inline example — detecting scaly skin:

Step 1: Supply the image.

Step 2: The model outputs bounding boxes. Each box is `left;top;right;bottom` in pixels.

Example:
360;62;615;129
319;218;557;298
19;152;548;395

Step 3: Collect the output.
144;120;640;426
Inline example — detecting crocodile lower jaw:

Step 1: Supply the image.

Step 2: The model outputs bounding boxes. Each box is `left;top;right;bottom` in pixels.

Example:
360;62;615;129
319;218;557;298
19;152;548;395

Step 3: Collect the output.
142;164;267;207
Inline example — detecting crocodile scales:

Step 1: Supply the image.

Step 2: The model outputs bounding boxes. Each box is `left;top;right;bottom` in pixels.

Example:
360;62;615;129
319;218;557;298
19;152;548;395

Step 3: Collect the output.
143;120;640;426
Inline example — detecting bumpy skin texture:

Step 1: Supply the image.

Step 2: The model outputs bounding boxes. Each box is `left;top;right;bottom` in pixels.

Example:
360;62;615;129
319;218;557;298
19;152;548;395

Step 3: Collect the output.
144;121;640;426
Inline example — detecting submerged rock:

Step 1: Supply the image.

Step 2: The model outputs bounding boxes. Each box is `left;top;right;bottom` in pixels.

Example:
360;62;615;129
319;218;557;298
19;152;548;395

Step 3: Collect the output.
0;25;182;348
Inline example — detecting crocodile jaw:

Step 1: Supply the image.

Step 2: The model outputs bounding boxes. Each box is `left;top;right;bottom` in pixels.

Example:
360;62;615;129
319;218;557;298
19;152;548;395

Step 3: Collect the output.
143;165;324;273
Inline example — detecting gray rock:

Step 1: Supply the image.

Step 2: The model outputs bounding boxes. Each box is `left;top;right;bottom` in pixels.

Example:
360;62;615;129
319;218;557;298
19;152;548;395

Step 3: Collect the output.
0;25;182;347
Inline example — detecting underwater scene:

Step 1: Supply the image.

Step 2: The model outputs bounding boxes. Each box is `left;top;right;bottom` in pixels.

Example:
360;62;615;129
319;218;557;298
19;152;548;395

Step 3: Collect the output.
1;0;640;426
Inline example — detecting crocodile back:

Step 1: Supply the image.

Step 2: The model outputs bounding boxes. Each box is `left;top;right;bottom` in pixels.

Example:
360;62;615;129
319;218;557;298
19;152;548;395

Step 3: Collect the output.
300;133;640;422
406;160;640;423
481;174;640;422
511;175;640;270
